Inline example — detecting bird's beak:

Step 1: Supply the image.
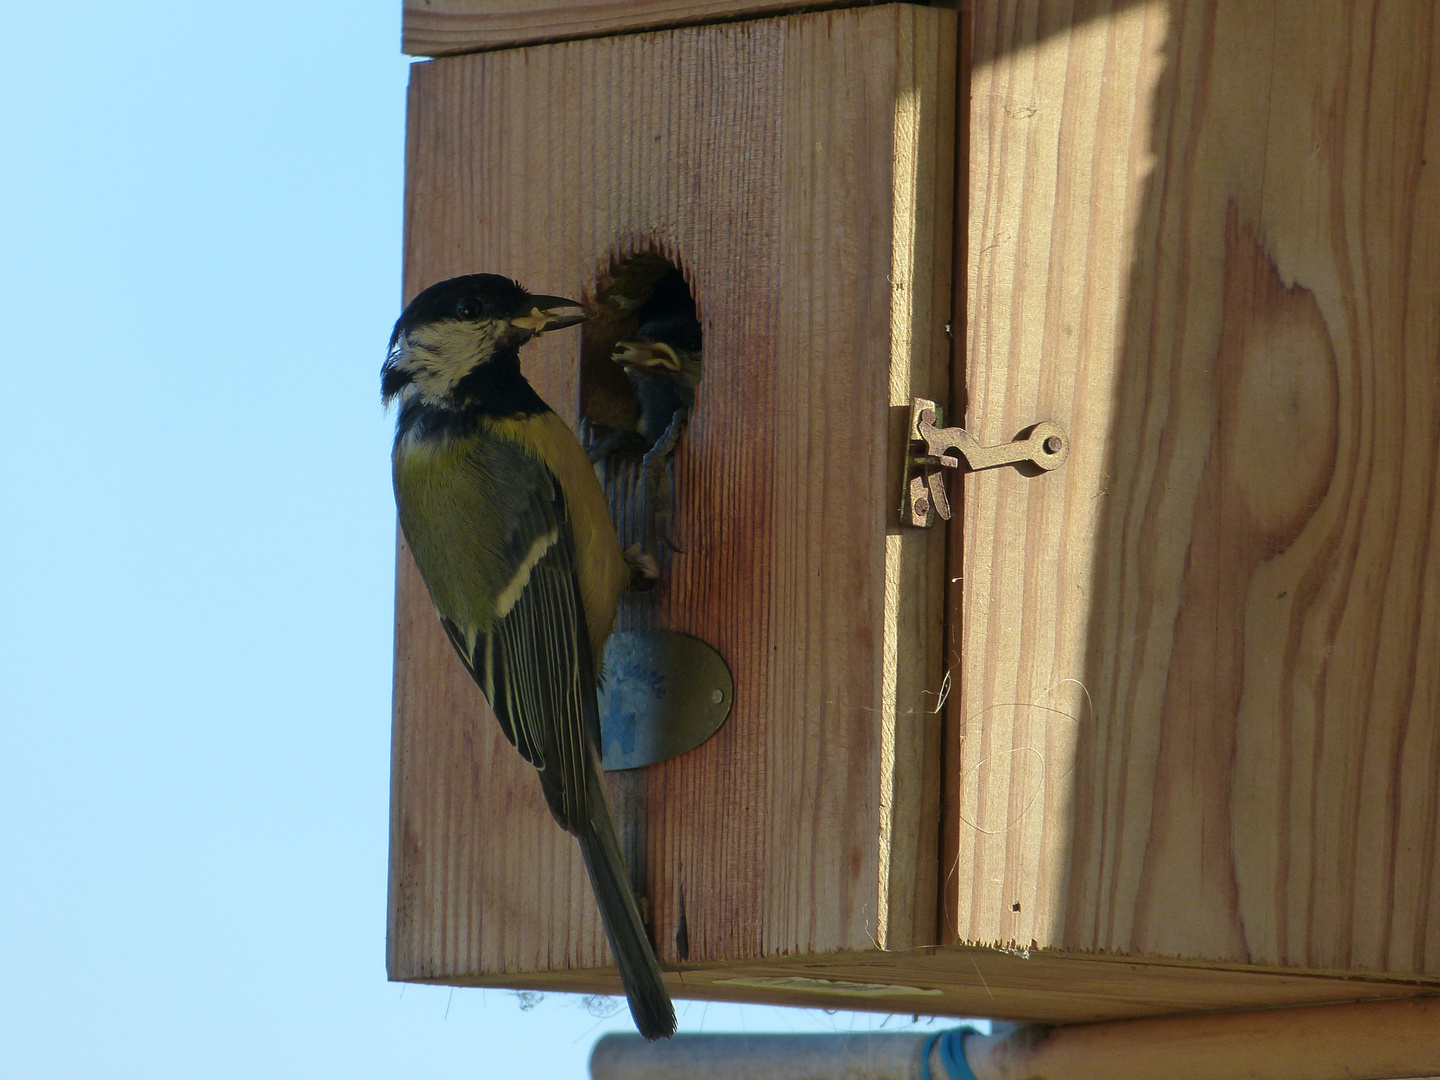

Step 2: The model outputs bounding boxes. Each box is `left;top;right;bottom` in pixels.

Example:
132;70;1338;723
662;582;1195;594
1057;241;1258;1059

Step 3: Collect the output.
511;295;588;334
612;340;684;371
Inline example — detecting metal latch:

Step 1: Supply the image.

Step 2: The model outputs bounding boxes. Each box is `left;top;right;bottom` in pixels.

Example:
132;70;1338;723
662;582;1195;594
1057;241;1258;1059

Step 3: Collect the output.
903;398;1069;527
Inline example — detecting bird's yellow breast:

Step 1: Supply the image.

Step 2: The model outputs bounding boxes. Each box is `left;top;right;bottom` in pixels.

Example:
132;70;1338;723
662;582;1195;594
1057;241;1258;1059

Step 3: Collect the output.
393;411;625;666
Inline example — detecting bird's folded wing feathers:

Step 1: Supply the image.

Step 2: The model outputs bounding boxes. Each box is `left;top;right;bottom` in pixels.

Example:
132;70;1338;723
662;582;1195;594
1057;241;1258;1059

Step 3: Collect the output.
483;526;602;830
396;428;605;833
448;450;601;832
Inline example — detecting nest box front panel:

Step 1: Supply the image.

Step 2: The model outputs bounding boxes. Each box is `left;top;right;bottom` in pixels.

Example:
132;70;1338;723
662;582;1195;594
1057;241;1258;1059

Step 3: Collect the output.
389;5;956;988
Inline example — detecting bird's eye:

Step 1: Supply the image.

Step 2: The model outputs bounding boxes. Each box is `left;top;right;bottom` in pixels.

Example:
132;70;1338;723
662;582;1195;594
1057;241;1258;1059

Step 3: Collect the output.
455;298;482;320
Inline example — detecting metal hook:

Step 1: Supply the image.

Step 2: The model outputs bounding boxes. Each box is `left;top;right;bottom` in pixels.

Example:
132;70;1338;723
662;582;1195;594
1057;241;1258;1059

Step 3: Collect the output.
903;398;1069;527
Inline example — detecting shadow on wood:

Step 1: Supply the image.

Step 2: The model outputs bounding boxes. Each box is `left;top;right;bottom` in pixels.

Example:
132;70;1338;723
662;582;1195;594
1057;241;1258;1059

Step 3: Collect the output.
956;0;1440;988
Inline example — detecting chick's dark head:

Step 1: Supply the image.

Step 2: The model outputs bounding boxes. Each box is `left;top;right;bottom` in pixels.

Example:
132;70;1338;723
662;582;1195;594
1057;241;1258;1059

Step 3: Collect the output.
383;274;584;406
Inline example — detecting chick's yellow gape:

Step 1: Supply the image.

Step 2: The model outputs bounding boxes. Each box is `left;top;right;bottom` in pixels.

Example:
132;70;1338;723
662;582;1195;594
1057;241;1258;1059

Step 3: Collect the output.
383;274;675;1040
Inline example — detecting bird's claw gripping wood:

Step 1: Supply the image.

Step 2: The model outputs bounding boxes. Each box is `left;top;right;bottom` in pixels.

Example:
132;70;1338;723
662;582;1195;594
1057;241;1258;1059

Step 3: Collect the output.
586;425;649;464
641;408;688;556
623;544;661;592
903;397;1069;527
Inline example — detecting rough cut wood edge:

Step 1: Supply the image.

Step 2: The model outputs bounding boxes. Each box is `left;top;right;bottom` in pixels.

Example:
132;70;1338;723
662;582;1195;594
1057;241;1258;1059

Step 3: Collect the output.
402;0;855;56
407;943;1440;1027
953;0;1440;980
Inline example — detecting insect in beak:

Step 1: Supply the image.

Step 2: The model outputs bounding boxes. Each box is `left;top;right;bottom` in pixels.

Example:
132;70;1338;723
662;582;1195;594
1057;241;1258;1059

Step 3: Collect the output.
511;295;588;334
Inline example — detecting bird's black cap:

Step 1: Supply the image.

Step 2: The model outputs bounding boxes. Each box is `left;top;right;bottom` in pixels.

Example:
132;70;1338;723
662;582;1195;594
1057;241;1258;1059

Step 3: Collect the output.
388;274;532;351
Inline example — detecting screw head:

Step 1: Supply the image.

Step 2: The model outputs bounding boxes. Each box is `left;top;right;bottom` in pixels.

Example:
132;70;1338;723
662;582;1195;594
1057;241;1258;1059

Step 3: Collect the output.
915;497;929;516
710;688;724;705
1043;436;1063;454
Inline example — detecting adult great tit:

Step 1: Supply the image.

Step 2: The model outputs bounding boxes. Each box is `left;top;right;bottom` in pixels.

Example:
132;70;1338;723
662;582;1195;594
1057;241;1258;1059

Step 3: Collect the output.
383;273;676;1041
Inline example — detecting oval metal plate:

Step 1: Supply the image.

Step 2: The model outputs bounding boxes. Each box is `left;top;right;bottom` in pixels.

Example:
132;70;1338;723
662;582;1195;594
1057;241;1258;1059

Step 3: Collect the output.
598;630;733;770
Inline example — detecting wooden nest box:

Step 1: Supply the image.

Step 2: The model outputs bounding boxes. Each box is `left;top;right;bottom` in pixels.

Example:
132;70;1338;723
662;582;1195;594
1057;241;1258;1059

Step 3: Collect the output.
390;0;1440;1024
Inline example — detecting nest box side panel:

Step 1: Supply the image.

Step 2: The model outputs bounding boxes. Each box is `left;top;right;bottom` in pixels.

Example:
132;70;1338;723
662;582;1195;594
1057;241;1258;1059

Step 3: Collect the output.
954;0;1440;983
389;4;955;989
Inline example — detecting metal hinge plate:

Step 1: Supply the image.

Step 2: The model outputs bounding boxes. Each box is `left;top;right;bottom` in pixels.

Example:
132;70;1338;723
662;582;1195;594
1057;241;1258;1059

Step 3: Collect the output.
599;629;733;770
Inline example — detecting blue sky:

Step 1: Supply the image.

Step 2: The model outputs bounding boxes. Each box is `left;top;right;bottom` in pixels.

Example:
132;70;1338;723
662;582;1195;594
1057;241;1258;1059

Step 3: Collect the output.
0;3;973;1075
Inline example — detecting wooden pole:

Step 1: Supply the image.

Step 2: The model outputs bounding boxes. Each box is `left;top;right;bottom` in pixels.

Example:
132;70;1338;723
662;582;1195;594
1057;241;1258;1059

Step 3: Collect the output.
965;997;1440;1080
590;1032;938;1080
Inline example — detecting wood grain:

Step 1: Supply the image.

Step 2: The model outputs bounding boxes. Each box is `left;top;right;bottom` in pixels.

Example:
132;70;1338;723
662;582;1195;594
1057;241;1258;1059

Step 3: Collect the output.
953;0;1440;985
950;0;1169;957
403;939;1440;1025
402;0;857;56
389;5;956;988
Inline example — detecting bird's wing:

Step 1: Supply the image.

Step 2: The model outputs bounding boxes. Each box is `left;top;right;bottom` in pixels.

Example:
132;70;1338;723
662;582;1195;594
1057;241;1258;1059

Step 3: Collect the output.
443;439;601;831
395;423;673;1037
482;517;602;829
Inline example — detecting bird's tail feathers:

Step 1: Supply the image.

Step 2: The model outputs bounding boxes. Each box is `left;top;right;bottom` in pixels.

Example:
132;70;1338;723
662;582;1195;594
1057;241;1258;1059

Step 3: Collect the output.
577;792;676;1041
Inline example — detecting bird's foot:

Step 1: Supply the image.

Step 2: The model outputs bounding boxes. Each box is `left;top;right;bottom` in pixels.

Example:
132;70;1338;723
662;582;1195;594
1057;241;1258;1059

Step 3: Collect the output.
586;426;648;464
641;410;688;556
623;544;661;592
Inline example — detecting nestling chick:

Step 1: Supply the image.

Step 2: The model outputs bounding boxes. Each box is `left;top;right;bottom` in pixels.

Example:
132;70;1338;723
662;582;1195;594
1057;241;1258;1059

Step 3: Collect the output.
383;274;675;1041
612;308;703;445
598;275;703;556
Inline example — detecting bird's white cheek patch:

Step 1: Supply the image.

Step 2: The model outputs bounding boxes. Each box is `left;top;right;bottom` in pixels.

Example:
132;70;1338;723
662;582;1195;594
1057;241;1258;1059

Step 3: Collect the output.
400;320;505;403
495;528;560;617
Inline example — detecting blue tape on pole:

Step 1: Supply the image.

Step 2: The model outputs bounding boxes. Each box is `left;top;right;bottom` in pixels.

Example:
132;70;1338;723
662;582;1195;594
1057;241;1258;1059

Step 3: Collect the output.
919;1026;981;1080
